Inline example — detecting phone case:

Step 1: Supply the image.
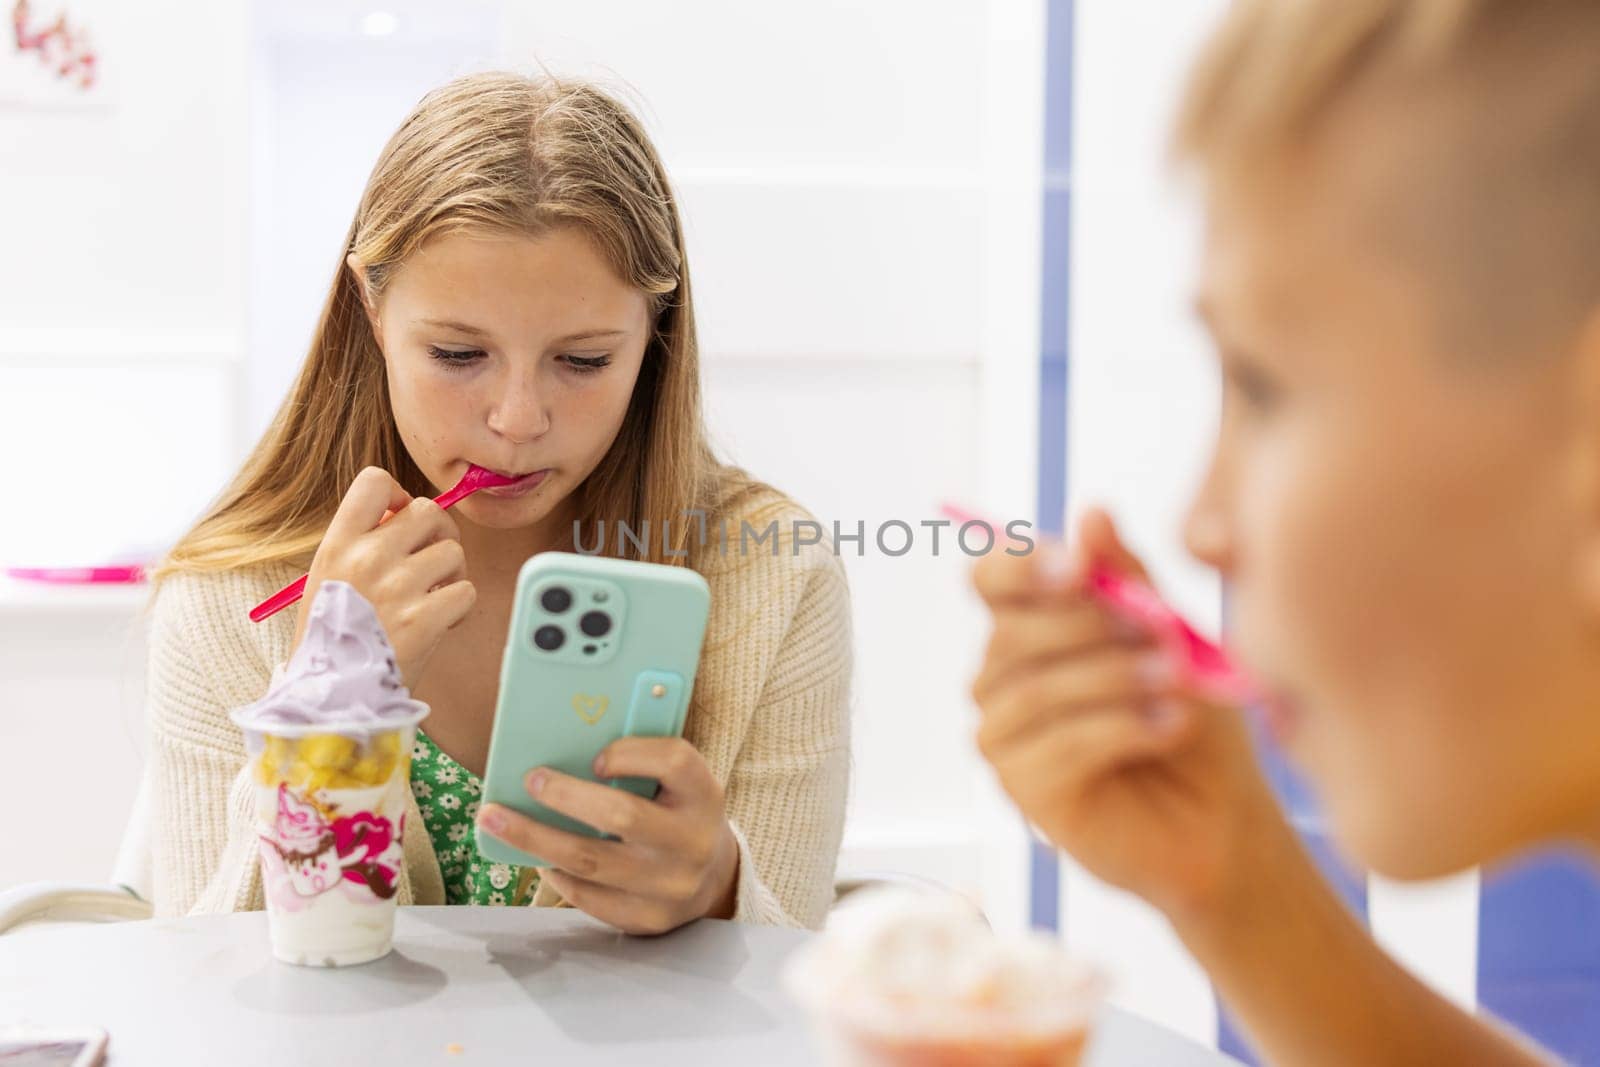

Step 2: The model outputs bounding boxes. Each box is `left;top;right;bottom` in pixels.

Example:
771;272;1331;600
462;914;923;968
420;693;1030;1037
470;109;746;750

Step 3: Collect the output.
476;551;711;867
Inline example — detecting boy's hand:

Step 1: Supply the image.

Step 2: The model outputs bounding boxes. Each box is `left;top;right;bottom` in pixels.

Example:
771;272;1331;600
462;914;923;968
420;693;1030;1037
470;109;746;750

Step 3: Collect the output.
974;512;1558;1066
970;509;1285;930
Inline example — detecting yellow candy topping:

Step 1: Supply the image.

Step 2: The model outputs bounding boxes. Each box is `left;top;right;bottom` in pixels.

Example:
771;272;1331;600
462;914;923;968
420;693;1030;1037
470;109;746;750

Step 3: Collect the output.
253;731;406;790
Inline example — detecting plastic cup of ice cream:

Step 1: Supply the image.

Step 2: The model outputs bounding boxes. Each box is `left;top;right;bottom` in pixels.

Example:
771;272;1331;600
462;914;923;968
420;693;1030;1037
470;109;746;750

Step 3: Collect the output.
782;889;1107;1066
231;581;429;967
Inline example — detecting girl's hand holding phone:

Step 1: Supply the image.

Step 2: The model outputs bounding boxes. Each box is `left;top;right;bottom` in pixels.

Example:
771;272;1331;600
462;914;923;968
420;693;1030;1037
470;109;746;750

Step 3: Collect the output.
477;736;739;935
294;467;477;688
970;509;1290;935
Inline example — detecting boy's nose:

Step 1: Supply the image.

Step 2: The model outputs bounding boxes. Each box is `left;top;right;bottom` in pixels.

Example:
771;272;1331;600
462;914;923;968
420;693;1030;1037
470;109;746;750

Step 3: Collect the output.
1183;465;1236;577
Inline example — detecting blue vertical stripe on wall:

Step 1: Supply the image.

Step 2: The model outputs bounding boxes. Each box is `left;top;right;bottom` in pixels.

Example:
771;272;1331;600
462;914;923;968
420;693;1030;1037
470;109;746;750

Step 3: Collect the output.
1478;850;1600;1064
1031;0;1076;933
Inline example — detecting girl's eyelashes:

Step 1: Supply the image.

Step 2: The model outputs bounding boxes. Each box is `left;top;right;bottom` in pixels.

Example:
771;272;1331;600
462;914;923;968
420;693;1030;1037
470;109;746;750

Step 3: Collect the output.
427;344;487;367
562;354;611;374
425;346;612;374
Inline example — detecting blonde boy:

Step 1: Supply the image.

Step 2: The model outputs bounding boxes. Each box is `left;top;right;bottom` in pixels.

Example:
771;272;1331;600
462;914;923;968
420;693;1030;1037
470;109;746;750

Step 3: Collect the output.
973;3;1600;1062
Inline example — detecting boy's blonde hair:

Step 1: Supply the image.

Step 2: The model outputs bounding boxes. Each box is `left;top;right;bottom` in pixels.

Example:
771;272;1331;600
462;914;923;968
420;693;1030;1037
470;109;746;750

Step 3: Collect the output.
1175;0;1600;349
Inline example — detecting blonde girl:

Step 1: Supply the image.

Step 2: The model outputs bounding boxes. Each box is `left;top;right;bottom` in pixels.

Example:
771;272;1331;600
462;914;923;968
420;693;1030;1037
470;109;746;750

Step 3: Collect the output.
147;72;852;934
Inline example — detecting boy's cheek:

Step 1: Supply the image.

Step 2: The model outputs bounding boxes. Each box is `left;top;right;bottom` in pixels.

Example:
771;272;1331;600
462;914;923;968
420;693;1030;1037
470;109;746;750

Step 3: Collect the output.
1226;464;1366;705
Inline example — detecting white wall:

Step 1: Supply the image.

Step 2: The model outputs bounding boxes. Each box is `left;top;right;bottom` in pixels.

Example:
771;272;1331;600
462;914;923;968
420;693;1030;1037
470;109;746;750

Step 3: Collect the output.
246;1;504;440
0;0;248;886
0;0;248;566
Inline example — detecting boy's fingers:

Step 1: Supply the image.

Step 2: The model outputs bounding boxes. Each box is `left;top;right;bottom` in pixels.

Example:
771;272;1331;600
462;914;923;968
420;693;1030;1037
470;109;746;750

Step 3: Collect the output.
976;648;1174;752
995;703;1193;801
971;602;1150;703
1075;507;1151;583
972;541;1089;604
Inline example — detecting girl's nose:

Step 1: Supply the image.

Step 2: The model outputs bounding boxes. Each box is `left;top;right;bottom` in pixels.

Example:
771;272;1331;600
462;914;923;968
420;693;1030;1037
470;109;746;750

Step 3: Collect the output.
486;376;551;445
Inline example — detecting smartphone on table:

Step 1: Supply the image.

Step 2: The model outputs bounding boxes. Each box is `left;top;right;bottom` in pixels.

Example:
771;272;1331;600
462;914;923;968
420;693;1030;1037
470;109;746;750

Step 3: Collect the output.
0;1027;108;1067
476;551;711;867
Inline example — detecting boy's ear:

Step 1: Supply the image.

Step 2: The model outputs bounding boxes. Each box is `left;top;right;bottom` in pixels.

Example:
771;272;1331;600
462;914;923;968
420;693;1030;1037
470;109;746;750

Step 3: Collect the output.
345;253;383;346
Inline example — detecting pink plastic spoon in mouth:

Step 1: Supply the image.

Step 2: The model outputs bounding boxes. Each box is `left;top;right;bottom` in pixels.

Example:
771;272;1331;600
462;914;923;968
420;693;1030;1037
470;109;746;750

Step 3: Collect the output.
248;465;522;623
939;501;1261;705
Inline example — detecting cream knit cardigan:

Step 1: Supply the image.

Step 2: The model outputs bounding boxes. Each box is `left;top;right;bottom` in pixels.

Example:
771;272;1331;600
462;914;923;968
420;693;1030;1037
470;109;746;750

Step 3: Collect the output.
145;495;853;929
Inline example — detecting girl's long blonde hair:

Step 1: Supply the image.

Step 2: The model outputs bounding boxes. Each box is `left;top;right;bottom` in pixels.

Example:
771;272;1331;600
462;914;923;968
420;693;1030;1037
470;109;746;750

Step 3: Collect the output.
158;72;770;584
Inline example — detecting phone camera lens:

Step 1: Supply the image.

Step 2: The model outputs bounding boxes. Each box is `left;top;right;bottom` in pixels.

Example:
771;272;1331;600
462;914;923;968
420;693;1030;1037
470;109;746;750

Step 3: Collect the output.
540;586;573;613
533;625;565;651
579;611;612;638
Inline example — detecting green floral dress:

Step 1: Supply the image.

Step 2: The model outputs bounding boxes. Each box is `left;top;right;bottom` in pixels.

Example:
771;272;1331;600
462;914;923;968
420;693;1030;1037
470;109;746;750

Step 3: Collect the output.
410;731;539;906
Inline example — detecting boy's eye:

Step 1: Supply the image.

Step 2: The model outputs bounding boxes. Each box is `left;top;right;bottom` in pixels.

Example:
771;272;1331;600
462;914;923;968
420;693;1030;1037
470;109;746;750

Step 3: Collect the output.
427;345;486;367
562;354;612;374
1223;356;1283;414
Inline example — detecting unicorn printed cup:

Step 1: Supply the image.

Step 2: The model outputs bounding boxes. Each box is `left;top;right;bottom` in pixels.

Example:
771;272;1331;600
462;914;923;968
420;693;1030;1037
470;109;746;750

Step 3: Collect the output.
232;581;429;967
242;726;418;966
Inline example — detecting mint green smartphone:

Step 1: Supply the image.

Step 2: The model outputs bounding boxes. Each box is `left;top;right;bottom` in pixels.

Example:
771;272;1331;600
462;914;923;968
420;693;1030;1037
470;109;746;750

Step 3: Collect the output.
476;551;711;868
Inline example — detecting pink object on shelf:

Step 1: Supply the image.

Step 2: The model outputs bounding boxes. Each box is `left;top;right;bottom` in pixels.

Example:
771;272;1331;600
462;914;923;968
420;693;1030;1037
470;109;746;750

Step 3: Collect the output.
5;565;146;585
248;465;523;624
939;501;1259;705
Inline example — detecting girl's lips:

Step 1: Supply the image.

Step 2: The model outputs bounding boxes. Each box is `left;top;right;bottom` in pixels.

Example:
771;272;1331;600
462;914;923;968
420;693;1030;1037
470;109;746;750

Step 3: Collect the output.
478;469;550;498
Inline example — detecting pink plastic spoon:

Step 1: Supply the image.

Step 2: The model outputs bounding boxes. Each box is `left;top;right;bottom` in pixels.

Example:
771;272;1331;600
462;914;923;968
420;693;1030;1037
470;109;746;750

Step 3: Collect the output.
248;465;521;623
940;501;1260;705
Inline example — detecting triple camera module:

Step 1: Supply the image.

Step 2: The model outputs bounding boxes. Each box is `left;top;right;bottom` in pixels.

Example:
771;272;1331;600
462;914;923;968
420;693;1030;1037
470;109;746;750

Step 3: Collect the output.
532;582;617;659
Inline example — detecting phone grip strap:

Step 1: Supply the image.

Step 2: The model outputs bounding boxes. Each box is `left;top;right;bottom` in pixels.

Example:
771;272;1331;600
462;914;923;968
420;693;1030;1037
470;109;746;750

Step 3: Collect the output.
622;669;687;737
608;669;688;799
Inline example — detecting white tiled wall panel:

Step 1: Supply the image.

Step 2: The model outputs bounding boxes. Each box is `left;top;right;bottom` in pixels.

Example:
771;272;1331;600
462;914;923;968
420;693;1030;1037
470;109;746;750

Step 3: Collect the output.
0;609;147;888
0;364;235;565
0;0;247;337
704;358;988;892
683;182;985;362
496;0;988;173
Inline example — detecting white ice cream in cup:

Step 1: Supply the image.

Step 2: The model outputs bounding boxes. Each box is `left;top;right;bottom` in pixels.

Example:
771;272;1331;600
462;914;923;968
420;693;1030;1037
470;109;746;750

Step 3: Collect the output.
783;889;1107;1066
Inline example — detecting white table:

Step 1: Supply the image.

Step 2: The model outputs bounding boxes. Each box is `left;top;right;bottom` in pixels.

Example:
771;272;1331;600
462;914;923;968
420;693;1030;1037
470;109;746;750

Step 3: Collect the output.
0;907;1241;1065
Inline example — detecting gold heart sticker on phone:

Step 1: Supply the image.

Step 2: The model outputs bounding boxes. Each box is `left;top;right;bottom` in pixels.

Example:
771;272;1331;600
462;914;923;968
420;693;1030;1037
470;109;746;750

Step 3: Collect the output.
572;693;609;725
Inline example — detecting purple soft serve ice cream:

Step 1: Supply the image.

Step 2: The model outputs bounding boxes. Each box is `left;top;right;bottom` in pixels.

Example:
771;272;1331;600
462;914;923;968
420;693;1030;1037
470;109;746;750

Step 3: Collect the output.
233;580;428;732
